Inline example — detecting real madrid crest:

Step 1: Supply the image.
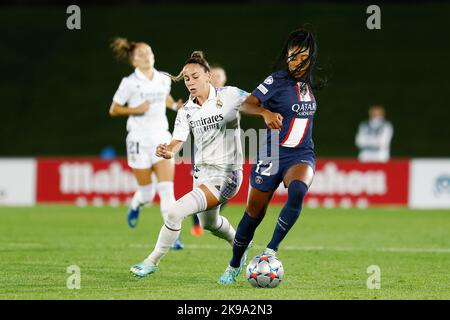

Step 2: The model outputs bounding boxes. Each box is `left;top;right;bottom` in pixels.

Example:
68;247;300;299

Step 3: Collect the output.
216;99;223;108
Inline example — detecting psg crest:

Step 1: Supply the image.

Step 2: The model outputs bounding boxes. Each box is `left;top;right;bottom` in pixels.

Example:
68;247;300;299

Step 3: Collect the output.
300;84;308;97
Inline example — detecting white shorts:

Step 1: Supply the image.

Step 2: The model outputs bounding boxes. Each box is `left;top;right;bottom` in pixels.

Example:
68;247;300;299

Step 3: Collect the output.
193;165;243;203
126;130;172;169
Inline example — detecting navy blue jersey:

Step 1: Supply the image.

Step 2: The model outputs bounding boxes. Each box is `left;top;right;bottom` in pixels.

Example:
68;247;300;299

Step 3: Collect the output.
249;70;317;191
252;70;317;153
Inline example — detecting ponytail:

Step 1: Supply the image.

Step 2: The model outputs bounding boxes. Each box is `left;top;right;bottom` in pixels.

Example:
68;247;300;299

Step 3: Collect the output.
110;37;137;64
167;50;211;82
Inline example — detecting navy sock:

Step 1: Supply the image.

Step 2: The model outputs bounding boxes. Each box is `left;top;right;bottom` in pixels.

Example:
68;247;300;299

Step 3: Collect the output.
267;180;308;252
229;212;263;268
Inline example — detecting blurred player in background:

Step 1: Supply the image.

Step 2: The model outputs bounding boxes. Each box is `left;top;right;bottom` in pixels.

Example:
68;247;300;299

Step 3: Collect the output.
210;64;227;88
355;104;393;162
130;51;250;277
219;28;324;284
191;64;228;237
109;37;184;249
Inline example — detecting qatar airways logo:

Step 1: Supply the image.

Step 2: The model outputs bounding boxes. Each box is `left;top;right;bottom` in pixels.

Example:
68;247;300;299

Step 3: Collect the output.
292;102;316;117
59;162;137;194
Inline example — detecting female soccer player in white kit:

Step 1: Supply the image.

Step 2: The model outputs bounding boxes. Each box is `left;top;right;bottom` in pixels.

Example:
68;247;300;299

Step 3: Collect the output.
190;63;228;236
130;51;251;277
109;38;184;249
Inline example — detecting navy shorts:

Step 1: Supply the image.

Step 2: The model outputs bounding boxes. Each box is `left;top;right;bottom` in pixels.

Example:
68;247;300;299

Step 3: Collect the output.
250;147;316;192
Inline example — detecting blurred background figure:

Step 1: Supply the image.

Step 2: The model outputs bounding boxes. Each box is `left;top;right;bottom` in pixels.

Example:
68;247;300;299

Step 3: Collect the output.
100;145;117;160
109;37;184;249
210;64;227;87
190;64;228;237
355;104;393;162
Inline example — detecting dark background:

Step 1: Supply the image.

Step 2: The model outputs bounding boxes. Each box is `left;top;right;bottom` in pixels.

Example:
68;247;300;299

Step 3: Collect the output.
1;1;449;157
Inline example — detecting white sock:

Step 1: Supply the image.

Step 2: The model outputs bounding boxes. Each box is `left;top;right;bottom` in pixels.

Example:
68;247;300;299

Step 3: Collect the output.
156;181;175;221
210;215;236;246
145;225;180;265
145;188;207;265
130;191;142;210
130;184;156;210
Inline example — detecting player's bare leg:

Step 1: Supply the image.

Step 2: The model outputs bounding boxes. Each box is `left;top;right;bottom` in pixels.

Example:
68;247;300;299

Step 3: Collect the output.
283;163;314;188
246;187;275;219
128;168;155;228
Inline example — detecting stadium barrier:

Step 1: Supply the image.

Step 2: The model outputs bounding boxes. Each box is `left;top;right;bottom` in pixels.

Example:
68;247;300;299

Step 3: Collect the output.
0;157;449;208
0;158;36;206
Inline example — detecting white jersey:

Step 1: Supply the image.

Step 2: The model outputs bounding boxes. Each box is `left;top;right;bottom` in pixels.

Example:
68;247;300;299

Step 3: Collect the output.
173;85;249;171
355;118;393;162
112;68;171;133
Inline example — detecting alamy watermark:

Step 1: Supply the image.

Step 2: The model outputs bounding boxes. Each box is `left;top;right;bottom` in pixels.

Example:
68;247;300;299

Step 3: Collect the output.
172;128;281;171
366;5;381;30
66;5;81;30
366;265;381;289
66;265;81;289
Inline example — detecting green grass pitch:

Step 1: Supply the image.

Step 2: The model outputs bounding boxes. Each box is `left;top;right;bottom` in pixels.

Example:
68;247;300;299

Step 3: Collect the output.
0;204;449;300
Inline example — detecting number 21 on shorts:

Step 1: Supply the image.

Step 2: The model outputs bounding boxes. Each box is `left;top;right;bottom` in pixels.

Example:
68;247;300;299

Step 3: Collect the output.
127;141;140;154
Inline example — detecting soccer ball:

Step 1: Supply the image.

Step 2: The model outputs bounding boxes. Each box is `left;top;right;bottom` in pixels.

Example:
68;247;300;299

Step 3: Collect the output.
246;254;284;288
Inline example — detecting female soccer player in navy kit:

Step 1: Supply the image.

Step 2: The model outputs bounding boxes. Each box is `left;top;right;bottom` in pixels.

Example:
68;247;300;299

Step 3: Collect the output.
219;28;321;284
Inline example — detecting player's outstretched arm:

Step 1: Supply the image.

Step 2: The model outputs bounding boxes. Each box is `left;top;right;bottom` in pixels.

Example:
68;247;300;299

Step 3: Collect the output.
109;100;150;117
240;95;283;130
155;140;184;159
165;95;183;112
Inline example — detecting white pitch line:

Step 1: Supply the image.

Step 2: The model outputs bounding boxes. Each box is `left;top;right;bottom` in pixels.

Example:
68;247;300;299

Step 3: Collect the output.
1;243;44;248
3;242;450;254
129;243;450;254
